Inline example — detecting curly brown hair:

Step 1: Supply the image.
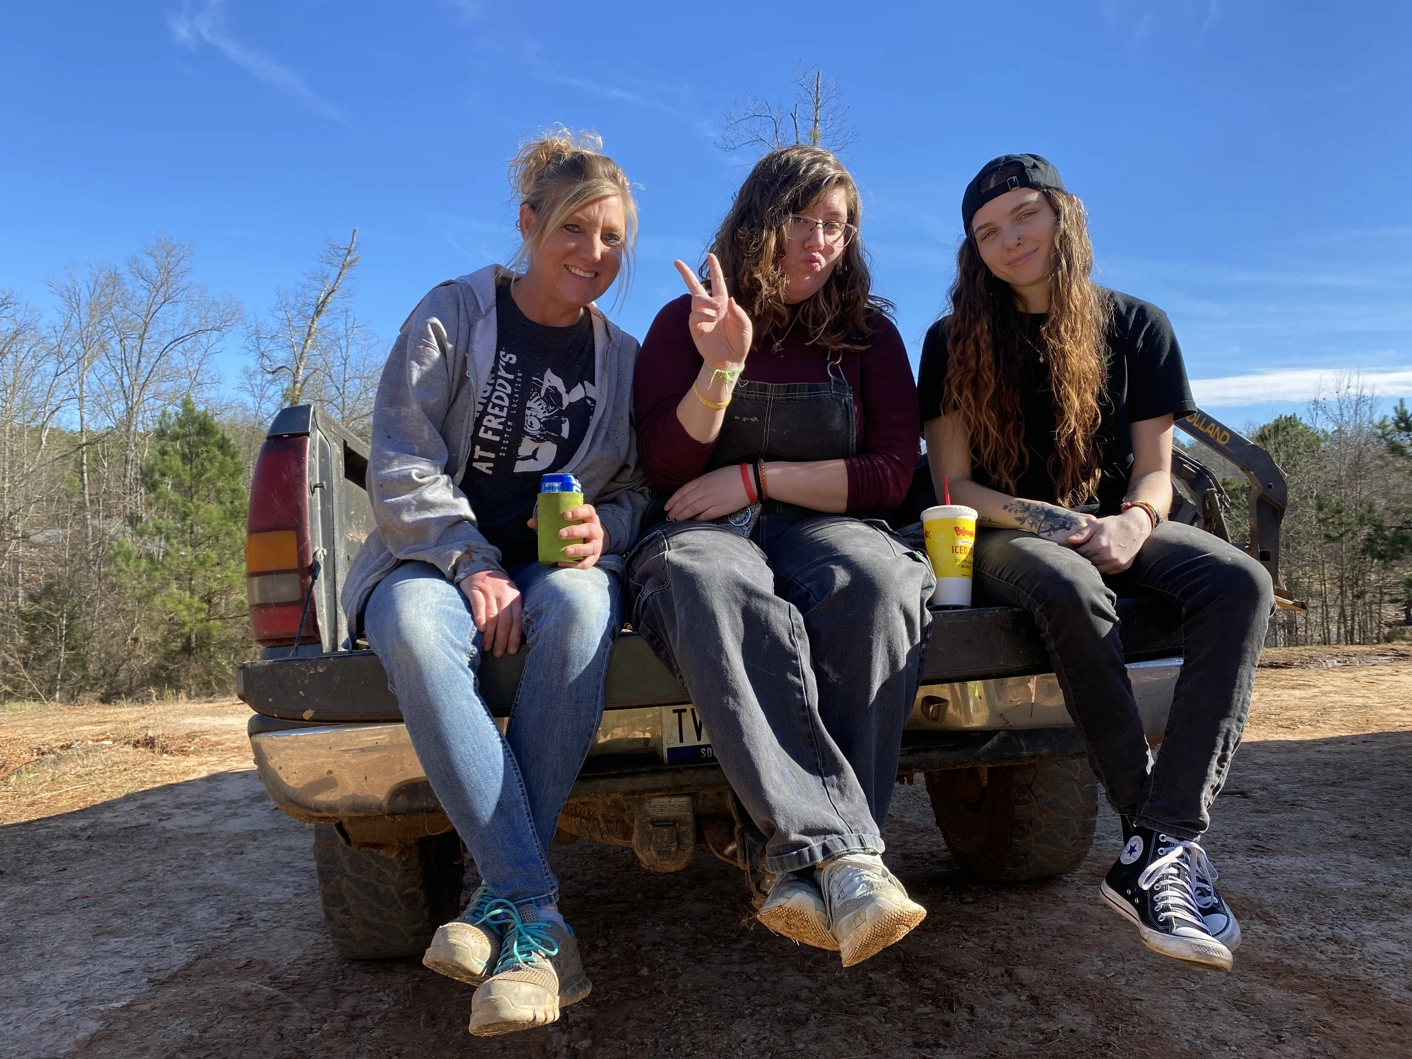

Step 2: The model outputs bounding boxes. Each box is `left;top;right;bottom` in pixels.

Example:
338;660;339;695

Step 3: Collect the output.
704;145;891;354
942;188;1112;507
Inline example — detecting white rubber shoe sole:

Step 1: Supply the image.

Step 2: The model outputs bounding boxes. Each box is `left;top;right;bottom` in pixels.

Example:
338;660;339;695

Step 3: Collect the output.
467;972;591;1037
833;895;927;968
467;924;591;1038
1100;881;1233;972
422;921;497;986
757;880;840;952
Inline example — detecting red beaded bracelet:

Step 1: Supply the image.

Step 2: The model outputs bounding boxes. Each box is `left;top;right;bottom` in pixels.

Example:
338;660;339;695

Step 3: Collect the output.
756;459;770;501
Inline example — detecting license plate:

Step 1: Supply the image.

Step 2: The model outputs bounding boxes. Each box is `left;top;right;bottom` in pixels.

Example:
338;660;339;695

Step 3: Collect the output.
659;705;714;765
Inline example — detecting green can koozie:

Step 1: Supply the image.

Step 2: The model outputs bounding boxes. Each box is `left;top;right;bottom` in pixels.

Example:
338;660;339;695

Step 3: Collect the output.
537;473;584;565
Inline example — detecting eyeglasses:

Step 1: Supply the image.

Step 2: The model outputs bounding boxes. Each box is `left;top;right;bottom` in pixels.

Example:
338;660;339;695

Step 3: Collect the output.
785;214;857;246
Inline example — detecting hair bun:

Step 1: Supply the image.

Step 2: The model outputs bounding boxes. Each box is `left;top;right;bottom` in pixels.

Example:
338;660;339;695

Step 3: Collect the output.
509;125;605;204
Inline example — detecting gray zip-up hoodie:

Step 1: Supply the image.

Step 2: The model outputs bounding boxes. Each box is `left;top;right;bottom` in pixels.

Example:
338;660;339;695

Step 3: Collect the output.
342;264;649;633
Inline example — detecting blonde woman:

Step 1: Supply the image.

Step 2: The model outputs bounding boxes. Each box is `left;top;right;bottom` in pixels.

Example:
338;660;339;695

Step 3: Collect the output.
629;146;935;968
344;129;647;1035
920;154;1272;972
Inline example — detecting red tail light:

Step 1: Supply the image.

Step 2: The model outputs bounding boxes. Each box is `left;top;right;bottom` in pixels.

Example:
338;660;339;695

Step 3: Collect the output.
246;435;320;647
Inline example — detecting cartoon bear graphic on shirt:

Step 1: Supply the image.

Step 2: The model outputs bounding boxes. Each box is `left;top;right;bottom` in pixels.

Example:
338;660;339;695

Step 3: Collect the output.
514;368;598;472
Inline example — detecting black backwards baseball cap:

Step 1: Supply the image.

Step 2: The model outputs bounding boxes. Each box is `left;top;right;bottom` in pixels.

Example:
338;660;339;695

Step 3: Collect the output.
961;154;1066;231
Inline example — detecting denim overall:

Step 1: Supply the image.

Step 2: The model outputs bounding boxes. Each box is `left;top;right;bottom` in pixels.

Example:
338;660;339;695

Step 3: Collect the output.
628;359;935;873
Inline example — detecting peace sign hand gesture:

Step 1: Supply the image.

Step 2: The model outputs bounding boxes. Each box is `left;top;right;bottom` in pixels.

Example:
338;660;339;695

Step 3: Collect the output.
674;252;753;373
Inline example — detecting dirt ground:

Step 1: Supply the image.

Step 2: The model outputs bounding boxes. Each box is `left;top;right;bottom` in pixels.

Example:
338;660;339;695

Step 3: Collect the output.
2;648;1409;1059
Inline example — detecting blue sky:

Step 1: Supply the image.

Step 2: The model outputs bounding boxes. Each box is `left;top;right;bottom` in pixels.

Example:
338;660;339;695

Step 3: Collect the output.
2;0;1409;430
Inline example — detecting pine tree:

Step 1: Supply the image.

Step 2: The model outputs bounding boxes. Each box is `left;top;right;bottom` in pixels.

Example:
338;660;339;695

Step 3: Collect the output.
109;398;248;695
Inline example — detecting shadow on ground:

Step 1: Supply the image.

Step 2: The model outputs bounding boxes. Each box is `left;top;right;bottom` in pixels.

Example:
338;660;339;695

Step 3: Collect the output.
1;732;1408;1059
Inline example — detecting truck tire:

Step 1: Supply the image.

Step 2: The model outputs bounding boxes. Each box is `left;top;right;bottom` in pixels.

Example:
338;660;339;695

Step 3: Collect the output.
312;823;464;960
924;759;1098;882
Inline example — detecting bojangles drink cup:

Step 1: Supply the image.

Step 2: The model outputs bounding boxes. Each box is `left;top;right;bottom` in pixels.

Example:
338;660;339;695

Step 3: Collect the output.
922;504;978;607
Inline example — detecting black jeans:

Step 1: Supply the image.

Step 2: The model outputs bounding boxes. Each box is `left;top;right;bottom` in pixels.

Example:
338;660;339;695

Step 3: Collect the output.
628;513;935;873
972;521;1274;840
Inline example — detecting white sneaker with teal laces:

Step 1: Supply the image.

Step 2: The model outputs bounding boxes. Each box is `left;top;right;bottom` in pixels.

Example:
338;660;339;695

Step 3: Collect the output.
423;884;511;986
469;907;591;1037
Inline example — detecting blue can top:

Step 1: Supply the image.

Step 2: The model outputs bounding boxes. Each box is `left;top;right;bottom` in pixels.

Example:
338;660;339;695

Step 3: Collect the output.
539;473;582;494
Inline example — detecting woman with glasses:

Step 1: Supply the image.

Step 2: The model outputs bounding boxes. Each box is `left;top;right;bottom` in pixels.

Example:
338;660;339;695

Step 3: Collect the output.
919;154;1272;972
628;146;935;968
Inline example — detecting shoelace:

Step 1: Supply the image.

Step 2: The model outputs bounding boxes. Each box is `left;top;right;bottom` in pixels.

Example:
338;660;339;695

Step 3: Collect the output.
492;906;561;975
1137;836;1206;927
822;857;887;911
458;885;513;931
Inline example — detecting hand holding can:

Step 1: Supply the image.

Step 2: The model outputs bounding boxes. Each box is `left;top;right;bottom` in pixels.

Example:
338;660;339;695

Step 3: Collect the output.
537;473;584;565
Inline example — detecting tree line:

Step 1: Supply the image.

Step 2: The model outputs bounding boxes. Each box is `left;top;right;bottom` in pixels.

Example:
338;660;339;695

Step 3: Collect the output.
1;233;377;702
4;233;1410;703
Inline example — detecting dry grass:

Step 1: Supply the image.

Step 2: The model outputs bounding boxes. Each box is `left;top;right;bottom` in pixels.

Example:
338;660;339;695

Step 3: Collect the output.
2;642;1410;826
0;697;253;825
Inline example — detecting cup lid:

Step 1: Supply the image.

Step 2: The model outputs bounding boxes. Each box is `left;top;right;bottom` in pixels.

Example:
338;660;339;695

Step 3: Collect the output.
922;504;978;520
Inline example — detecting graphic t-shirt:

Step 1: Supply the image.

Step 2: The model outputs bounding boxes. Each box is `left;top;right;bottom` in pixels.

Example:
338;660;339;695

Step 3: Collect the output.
916;289;1196;516
459;278;597;571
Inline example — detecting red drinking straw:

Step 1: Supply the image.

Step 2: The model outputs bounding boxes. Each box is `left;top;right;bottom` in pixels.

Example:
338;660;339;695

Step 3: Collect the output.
943;475;951;505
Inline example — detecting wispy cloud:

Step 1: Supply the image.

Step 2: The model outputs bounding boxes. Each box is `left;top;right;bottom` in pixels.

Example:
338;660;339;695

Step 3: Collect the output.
511;37;700;124
1192;367;1412;407
1098;0;1223;44
442;0;483;21
169;0;348;126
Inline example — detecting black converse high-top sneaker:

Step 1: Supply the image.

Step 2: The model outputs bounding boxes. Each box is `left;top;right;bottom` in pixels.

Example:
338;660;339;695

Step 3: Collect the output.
1100;826;1233;972
1120;816;1241;950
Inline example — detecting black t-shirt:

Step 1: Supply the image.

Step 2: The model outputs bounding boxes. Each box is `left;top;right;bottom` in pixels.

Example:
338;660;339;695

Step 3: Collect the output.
916;289;1196;516
459;278;597;571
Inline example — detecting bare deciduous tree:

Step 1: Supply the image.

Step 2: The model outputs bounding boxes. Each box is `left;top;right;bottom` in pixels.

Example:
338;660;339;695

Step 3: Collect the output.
51;265;118;549
719;66;858;155
94;237;238;517
312;303;380;438
249;229;361;412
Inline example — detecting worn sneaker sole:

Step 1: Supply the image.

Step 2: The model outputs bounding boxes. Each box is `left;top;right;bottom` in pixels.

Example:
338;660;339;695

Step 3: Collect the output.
837;900;927;968
467;974;592;1037
422;926;494;986
1100;882;1233;972
757;902;840;951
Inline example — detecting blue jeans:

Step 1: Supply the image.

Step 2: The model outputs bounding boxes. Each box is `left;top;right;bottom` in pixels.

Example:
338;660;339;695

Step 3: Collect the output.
363;559;622;908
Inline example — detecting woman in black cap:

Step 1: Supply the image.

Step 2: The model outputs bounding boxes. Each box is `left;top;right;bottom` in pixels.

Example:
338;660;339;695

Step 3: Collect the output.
917;154;1273;972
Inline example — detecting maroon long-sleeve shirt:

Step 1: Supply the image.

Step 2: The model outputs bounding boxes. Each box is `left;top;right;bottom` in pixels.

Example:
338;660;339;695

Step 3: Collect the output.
634;295;919;515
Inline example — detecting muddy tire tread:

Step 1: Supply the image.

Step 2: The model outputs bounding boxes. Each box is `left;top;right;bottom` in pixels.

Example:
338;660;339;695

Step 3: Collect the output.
313;823;463;960
925;759;1098;882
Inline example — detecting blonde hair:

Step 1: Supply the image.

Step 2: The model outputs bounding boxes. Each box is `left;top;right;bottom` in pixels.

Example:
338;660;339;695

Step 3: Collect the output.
507;126;637;297
943;188;1111;508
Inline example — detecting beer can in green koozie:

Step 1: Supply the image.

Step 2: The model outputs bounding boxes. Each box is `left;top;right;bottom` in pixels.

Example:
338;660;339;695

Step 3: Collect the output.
537;473;584;565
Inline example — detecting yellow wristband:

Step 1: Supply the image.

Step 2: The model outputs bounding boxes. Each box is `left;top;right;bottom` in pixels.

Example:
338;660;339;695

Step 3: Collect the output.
692;381;731;411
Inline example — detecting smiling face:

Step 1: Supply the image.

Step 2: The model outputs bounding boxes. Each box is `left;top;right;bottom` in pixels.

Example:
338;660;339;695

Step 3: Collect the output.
970;187;1058;311
781;185;851;305
519;193;626;316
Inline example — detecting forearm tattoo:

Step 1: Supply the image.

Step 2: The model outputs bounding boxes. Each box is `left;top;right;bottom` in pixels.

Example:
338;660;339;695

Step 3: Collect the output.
1001;499;1084;536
